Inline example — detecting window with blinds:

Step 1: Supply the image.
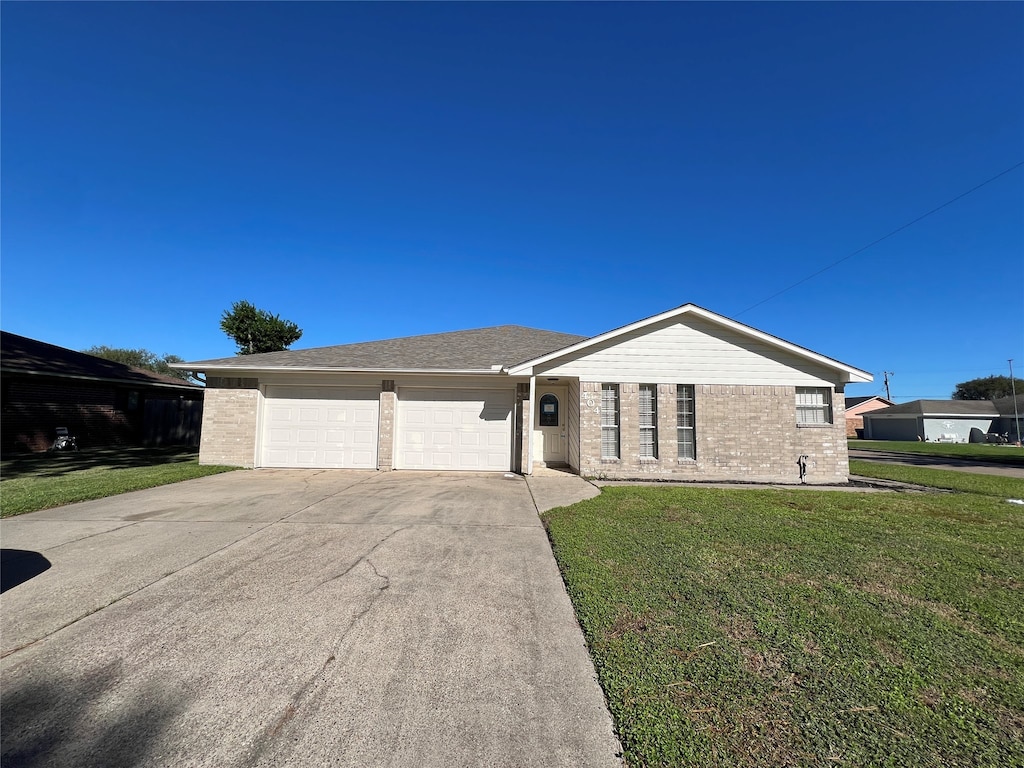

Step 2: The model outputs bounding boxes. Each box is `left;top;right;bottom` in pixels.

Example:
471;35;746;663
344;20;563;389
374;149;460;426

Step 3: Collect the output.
601;384;620;459
796;387;833;424
639;384;658;458
677;384;695;460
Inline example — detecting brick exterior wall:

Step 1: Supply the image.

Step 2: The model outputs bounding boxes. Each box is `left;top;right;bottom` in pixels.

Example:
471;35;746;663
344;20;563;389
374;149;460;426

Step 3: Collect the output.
199;387;259;467
378;389;396;470
577;382;849;484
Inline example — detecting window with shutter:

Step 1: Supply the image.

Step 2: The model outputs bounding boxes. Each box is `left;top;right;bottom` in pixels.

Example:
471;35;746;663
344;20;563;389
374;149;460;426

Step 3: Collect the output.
601;384;619;459
639;384;657;459
796;387;833;424
677;384;695;460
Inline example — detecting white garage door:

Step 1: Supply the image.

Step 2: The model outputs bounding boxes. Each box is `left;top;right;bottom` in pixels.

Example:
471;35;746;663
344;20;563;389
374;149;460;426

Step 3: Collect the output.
396;388;513;471
260;386;380;468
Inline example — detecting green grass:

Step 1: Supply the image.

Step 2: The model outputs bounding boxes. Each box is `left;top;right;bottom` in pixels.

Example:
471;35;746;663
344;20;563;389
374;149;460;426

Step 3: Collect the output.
851;460;1024;499
850;440;1024;466
543;483;1024;767
1;449;239;517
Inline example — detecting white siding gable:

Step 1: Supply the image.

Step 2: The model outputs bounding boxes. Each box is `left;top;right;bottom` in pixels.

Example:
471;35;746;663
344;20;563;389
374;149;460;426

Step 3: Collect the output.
535;316;842;386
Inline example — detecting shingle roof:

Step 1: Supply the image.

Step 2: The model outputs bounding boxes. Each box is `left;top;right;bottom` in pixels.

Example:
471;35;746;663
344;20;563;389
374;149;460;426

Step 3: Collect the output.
1;331;201;389
185;325;588;372
993;394;1024;416
872;399;1000;416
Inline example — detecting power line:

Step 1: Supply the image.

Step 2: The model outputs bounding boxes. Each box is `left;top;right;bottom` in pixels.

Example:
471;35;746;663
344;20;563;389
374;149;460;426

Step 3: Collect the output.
736;160;1024;317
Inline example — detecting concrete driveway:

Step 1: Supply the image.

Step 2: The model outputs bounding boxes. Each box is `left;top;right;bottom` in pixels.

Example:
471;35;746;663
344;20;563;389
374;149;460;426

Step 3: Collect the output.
849;449;1024;478
1;470;619;768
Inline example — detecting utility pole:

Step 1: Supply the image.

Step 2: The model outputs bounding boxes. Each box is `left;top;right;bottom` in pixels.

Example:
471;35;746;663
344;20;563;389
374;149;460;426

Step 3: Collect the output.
1011;359;1021;445
883;371;893;401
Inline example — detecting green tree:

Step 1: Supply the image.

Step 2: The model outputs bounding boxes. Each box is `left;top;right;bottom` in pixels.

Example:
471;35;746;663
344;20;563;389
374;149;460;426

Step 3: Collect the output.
952;375;1024;400
83;346;194;382
220;300;303;355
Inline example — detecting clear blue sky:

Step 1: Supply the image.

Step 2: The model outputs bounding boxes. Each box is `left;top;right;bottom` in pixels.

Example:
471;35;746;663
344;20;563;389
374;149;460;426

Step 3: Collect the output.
2;3;1021;402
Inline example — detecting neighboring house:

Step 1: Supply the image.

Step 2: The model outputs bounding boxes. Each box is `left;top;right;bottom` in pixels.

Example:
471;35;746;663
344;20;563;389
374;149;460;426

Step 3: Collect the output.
1;331;204;453
992;395;1024;443
844;395;894;438
861;395;1024;443
180;304;871;484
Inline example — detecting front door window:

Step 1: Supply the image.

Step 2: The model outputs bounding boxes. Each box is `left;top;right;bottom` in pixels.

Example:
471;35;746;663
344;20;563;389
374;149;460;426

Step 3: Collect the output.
539;394;559;427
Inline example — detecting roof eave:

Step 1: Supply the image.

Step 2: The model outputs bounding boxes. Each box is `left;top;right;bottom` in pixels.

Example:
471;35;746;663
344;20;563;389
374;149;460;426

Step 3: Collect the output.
866;412;999;418
173;363;511;376
1;367;201;390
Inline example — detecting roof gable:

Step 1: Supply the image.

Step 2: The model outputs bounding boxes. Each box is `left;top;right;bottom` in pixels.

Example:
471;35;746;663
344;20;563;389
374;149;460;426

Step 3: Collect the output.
844;396;894;415
508;304;872;384
183;325;586;373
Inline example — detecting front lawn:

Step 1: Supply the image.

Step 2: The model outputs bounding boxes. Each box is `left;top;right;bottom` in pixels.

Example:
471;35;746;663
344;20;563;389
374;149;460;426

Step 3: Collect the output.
0;448;239;517
850;439;1024;467
544;481;1024;766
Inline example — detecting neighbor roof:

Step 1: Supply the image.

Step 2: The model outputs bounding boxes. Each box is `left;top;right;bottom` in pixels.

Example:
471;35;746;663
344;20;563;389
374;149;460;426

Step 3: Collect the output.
182;325;587;373
993;394;1024;416
0;331;200;390
845;396;894;408
867;399;1000;416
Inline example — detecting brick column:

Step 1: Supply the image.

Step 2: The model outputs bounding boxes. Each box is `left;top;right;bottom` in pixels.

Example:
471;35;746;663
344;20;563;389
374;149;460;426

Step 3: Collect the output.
378;381;396;470
199;387;259;468
579;381;603;477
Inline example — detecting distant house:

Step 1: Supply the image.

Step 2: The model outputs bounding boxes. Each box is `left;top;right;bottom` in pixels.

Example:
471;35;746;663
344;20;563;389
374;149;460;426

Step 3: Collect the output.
844;395;894;438
862;395;1024;443
1;331;204;453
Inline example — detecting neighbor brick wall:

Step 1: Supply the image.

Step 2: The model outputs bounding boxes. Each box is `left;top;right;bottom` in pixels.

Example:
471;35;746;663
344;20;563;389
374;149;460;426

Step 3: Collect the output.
578;382;848;484
199;387;259;467
3;378;137;453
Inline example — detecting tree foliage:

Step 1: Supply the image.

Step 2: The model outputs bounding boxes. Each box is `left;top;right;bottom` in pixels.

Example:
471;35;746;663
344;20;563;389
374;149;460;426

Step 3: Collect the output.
83;346;194;382
220;300;303;355
952;375;1024;400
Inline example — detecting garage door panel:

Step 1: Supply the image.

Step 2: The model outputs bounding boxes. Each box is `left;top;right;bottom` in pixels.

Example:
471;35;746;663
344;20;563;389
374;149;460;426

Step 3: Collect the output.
260;386;379;468
352;430;375;446
396;388;512;471
432;430;454;446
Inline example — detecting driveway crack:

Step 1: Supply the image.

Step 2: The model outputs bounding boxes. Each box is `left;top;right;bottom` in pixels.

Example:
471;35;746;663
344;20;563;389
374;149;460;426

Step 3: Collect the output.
279;471;383;522
245;527;404;766
305;524;407;594
242;651;338;766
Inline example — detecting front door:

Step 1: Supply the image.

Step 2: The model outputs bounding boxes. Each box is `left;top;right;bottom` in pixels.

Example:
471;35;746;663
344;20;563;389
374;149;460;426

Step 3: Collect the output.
536;386;567;465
